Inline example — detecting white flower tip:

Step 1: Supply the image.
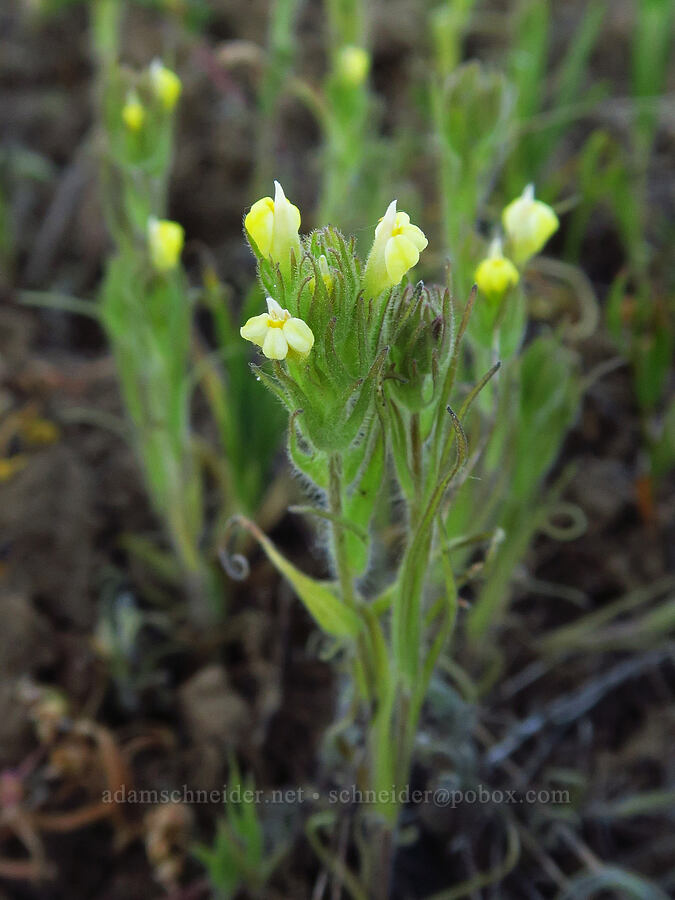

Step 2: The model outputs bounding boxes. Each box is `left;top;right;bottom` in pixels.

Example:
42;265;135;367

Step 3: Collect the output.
149;58;165;80
523;184;535;201
378;199;398;232
266;296;285;317
488;236;503;257
273;180;286;202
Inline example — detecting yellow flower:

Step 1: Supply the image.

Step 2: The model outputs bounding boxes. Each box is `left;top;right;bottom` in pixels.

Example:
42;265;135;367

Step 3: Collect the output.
240;297;314;361
363;200;428;298
502;184;559;265
0;455;27;482
147;217;184;272
20;417;59;446
474;238;520;302
244;181;302;280
149;59;182;111
122;93;145;132
335;45;370;87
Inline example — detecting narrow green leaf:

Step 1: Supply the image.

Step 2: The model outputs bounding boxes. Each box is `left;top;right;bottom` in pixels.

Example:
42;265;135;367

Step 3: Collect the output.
221;516;362;638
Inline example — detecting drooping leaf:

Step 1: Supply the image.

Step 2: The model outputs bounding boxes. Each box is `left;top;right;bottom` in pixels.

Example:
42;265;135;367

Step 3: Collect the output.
221;516;362;638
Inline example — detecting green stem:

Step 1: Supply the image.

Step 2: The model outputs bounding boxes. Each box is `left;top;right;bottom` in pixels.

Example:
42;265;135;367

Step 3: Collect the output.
410;411;422;521
329;453;356;609
254;0;301;192
90;0;123;70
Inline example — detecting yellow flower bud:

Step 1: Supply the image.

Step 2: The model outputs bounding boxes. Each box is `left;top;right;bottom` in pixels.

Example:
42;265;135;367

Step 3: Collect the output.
474;238;519;302
363;200;428;298
147;217;184;272
244;181;302;280
502;184;559;265
335;45;370;87
309;254;334;294
149;59;182;111
240;297;314;361
122;93;145;132
318;254;333;291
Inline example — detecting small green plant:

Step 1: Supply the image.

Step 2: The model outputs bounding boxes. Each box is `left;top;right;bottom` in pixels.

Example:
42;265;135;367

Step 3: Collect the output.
194;762;287;900
93;586;172;711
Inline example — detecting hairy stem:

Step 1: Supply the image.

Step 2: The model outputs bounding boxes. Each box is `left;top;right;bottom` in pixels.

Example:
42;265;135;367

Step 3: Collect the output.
329;453;356;609
410;411;423;521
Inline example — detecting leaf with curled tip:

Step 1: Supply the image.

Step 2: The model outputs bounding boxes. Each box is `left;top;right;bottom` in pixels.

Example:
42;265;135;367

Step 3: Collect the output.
220;516;363;639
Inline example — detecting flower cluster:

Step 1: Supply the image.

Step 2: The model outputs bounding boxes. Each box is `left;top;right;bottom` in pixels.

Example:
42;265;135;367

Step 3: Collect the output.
241;183;428;362
475;184;558;303
120;59;182;134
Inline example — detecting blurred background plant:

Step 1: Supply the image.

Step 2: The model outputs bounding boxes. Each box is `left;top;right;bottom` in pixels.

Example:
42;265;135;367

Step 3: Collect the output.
22;0;293;623
194;759;289;900
316;0;374;230
604;0;675;493
91;0;219;622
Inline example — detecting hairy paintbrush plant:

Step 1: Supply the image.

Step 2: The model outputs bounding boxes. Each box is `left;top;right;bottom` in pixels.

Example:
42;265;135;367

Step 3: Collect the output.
450;184;583;646
223;181;503;897
427;50;585;658
93;26;218;623
92;6;287;624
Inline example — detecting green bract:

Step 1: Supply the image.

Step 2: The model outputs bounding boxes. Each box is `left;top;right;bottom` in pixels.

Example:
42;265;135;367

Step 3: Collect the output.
387;282;451;412
252;225;388;456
